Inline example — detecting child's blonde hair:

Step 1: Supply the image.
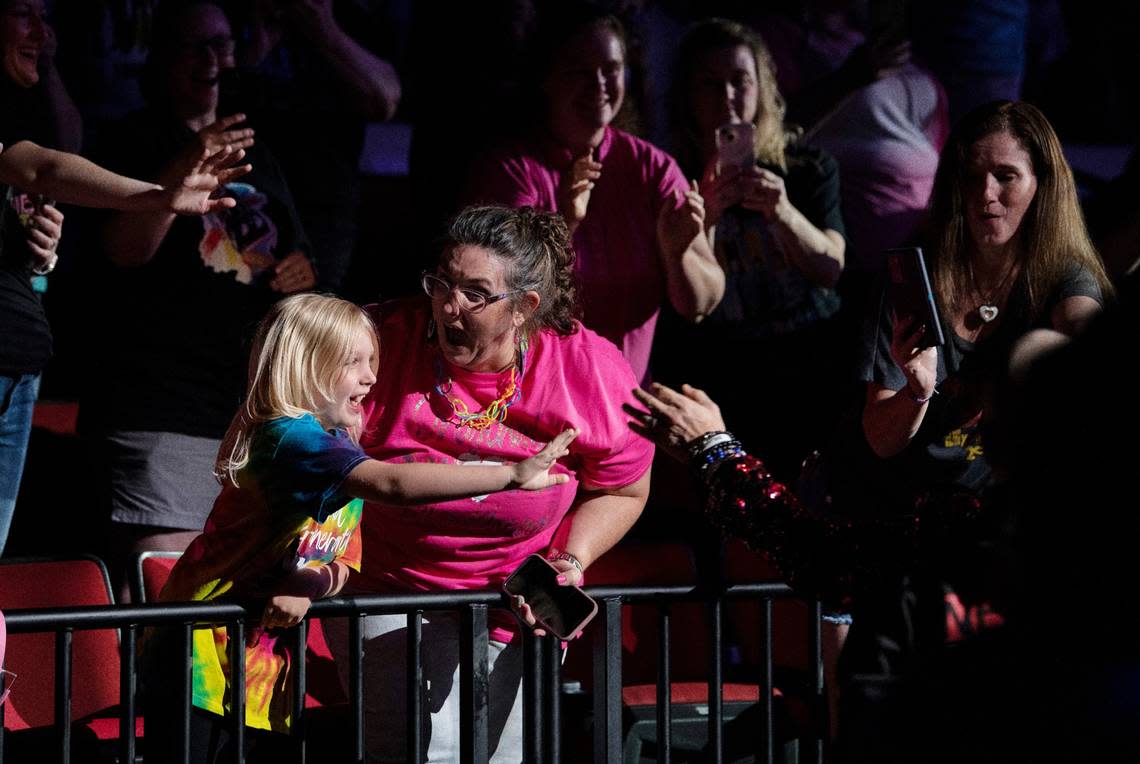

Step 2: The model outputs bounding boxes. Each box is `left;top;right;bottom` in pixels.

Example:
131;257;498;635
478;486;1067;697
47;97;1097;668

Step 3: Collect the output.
215;293;379;485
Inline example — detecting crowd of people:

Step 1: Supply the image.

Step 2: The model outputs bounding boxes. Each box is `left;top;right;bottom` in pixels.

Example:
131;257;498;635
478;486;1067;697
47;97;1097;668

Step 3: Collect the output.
2;0;1137;762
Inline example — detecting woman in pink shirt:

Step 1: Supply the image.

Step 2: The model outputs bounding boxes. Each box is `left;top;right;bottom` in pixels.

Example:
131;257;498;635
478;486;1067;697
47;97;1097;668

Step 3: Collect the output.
325;205;654;762
466;6;723;385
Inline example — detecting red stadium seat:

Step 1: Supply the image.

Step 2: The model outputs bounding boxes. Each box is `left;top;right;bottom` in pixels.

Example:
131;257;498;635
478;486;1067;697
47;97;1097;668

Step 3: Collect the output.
0;556;139;760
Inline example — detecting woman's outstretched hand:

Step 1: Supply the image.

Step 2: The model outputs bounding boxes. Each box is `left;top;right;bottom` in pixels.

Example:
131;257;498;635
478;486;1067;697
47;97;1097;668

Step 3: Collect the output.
159;114;256;215
511;428;579;490
626;383;727;461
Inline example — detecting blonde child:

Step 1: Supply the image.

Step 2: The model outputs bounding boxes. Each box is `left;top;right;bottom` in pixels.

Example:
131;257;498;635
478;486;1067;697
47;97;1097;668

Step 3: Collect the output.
147;293;576;762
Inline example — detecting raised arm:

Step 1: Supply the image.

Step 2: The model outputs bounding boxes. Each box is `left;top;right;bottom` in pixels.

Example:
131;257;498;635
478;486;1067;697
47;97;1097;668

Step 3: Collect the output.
341;429;578;505
100;115;256;267
861;315;939;458
0;139;249;214
245;0;401;120
657;181;725;321
742;166;845;288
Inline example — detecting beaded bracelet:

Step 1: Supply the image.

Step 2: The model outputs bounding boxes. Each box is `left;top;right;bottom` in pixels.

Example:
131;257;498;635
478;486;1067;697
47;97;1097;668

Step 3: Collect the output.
686;431;736;460
693;439;745;477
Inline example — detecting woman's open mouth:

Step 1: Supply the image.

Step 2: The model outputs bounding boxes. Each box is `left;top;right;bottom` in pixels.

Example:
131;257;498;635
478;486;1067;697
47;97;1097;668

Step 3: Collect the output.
443;325;468;347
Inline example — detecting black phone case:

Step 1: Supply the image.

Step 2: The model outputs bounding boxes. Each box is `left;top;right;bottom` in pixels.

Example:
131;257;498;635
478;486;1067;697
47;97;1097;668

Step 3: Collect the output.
885;247;946;348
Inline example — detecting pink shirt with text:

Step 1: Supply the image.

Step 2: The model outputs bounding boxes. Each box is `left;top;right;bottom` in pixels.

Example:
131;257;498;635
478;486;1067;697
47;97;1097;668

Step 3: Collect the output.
353;300;654;640
467;126;690;384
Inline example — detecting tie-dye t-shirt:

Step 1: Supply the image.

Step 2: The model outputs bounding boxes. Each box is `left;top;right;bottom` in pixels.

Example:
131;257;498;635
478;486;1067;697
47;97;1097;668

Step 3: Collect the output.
159;414;368;732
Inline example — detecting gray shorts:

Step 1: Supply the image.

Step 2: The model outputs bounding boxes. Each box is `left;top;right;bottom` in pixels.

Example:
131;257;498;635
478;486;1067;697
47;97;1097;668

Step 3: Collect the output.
102;430;222;531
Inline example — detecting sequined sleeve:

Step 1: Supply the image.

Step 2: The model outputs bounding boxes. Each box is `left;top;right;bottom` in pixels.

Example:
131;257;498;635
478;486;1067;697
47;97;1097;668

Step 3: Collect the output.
700;452;978;607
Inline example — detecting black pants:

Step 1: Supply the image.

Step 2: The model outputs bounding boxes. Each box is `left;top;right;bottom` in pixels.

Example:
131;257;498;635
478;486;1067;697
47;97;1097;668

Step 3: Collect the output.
142;627;273;764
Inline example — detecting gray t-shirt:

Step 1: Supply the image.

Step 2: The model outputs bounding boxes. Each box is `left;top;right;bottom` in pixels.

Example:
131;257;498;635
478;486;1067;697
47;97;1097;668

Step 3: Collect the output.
858;263;1103;502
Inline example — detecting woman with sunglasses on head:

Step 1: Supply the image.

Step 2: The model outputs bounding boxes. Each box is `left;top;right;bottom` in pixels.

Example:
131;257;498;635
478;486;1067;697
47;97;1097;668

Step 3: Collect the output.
322;205;653;762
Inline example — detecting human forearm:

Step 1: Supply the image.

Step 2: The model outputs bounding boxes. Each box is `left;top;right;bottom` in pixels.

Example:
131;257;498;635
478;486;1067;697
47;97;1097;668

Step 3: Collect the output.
343;435;571;505
0;141;168;209
311;23;401;120
103;210;176;267
549;472;650;570
663;233;725;322
345;460;515;505
268;560;351;600
771;207;844;288
861;384;928;458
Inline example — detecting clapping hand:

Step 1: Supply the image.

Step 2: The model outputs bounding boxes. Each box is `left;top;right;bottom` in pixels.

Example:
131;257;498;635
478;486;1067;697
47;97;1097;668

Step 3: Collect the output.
656;180;706;258
557;151;603;228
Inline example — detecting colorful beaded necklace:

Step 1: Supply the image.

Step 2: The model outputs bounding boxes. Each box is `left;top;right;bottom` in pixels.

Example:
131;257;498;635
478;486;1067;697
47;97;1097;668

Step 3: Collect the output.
433;334;528;430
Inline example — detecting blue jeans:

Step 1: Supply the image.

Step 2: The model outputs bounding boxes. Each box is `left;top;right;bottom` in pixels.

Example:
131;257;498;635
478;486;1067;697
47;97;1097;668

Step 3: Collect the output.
0;373;39;557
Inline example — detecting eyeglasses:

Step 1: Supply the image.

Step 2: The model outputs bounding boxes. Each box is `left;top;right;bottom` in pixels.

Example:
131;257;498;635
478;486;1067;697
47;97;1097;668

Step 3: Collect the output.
180;36;236;59
1;669;16;706
421;272;519;313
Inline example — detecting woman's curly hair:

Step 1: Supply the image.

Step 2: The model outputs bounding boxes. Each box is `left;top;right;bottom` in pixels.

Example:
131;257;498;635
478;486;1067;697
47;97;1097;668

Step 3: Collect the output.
441;205;580;336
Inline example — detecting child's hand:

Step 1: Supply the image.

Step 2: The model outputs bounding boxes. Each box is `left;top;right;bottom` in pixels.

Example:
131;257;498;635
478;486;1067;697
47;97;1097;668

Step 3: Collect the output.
511;428;578;490
260;594;312;631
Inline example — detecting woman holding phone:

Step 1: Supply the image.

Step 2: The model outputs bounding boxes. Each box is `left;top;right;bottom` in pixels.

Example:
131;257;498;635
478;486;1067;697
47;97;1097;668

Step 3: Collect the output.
659;17;847;480
859;100;1110;510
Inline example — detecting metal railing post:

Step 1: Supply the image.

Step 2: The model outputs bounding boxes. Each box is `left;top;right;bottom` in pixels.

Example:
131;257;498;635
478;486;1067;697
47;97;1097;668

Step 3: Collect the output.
119;624;137;764
592;598;622;764
460;605;488;764
55;628;72;764
409;611;425;763
656;603;672;764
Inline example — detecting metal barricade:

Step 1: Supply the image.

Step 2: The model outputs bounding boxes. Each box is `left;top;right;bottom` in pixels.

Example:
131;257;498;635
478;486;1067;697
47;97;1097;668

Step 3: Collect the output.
1;584;822;764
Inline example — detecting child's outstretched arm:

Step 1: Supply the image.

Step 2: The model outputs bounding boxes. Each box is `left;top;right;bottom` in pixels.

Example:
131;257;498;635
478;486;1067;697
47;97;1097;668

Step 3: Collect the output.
342;428;579;505
256;560;352;636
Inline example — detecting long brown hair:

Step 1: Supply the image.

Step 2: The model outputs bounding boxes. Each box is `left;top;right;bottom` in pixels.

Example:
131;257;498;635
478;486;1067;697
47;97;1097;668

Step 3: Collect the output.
928;100;1112;319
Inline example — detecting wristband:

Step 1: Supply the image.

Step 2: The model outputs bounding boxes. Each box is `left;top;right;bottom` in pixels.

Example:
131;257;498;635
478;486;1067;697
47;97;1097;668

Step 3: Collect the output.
31;254;58;275
547;551;584;576
686;431;735;459
907;386;936;404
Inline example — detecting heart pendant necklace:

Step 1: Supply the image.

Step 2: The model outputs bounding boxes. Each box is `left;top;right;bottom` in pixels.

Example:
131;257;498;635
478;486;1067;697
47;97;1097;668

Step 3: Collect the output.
970;258;1017;324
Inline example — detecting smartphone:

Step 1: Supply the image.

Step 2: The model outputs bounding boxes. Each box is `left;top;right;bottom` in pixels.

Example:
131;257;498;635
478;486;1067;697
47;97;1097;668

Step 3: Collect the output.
885;246;946;348
502;555;598;641
715;122;756;175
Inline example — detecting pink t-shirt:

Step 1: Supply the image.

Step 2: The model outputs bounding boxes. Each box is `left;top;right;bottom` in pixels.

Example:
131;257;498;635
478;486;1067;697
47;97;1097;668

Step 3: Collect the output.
353;299;654;640
467;126;690;384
